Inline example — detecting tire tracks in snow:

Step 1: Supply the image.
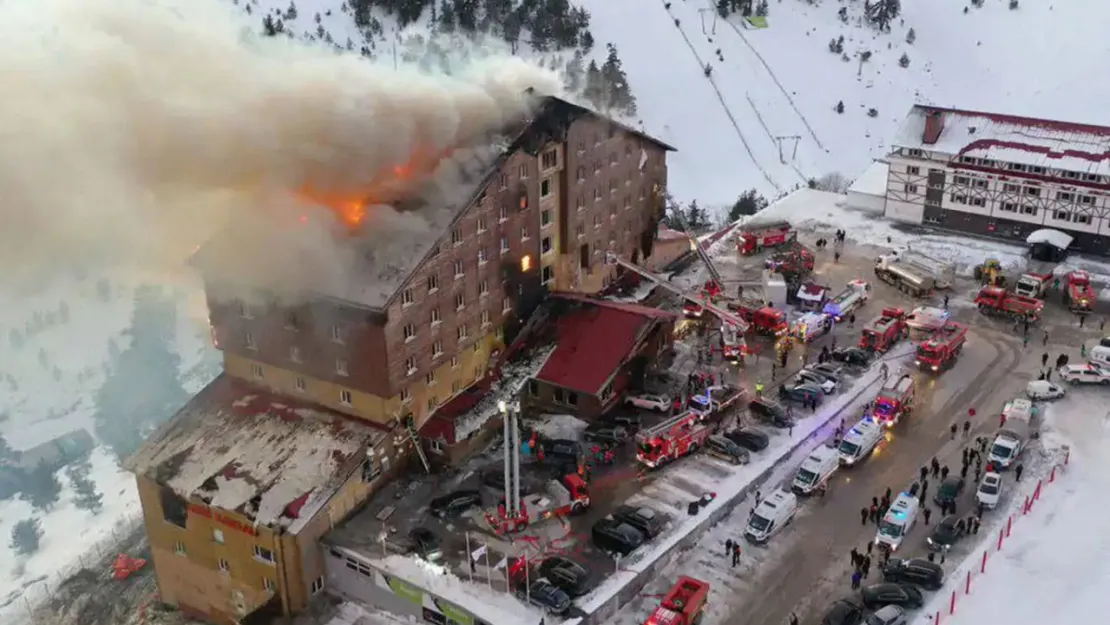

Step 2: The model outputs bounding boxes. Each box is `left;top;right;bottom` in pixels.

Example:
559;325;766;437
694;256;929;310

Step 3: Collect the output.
656;0;782;193
712;3;828;154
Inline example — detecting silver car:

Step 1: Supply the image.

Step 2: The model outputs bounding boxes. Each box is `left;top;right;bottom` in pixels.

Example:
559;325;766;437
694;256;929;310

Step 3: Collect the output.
866;605;907;625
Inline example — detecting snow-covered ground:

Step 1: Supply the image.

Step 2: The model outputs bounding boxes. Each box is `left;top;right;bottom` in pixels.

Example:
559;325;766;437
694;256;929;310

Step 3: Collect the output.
912;391;1102;625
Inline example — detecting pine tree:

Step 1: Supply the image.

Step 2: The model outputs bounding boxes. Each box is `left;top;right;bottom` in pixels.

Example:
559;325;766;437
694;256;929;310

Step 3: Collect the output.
685;200;707;230
285;1;297;20
93;286;190;462
23;462;62;512
898;53;910;68
716;0;730;17
262;14;278;36
835;100;845;114
728;190;769;222
906;28;916;44
10;518;42;556
564;51;586;93
67;460;103;514
583;60;605;109
600;44;637;116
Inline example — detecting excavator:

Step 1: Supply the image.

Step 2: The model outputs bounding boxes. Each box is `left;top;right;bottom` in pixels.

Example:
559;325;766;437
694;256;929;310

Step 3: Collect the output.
974;258;1006;286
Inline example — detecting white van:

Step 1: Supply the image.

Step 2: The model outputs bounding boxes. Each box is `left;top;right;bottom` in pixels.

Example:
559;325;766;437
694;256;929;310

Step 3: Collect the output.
1090;345;1110;367
875;492;919;552
837;418;884;466
744;490;798;544
792;446;839;496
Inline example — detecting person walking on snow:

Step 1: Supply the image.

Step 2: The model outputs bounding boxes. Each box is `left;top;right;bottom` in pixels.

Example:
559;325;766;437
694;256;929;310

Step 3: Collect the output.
725;538;734;558
731;543;741;567
1015;464;1024;482
790;613;800;625
963;420;971;437
931;457;940;477
860;507;869;525
862;556;872;579
923;506;932;525
950;423;958;440
851;569;863;590
1042;352;1049;367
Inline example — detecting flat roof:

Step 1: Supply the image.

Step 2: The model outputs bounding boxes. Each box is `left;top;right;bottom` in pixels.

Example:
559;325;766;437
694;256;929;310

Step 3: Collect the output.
125;374;387;533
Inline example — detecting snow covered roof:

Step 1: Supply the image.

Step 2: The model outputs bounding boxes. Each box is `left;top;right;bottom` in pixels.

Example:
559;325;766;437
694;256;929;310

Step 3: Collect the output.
847;161;889;196
1027;228;1074;250
893;105;1110;176
125;374;387;534
796;283;828;301
657;225;690;241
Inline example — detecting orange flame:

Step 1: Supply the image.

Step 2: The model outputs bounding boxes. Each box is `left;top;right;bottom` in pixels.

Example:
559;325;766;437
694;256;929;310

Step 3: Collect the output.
295;146;457;229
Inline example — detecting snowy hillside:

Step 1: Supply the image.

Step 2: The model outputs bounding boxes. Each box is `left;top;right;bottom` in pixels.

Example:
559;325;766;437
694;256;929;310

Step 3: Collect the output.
0;270;220;610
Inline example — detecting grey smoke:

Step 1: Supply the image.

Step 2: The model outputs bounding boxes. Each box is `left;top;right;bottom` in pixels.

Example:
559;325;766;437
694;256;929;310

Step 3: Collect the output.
0;0;561;292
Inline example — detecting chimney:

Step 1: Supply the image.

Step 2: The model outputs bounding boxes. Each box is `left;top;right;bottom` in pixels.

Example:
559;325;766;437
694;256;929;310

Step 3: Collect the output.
922;110;944;145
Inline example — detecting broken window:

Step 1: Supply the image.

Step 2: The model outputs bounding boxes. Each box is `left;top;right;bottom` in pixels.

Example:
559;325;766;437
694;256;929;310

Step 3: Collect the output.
160;488;188;529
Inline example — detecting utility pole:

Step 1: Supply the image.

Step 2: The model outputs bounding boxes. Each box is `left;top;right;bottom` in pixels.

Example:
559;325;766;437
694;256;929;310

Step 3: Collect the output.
698;8;718;36
773;136;801;164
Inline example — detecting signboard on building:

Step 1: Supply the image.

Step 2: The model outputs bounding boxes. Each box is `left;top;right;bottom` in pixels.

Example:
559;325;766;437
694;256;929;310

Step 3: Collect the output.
373;570;492;625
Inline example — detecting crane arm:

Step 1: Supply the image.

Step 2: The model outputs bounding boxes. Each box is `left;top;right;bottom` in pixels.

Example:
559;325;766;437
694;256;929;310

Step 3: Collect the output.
670;211;725;287
606;253;750;334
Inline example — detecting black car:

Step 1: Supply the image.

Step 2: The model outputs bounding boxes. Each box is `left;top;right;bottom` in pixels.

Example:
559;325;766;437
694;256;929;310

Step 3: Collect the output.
881;557;946;591
591;518;645;556
706;435;750;465
480;469;507;491
407;527;442;562
583;422;629;446
749;398;793;428
606;413;643;433
927;516;967;552
517;579;571;614
933;476;966;507
778;383;824;405
429;490;481;518
724;427;770;451
543;439;582;461
538;556;591;597
819;600;864;625
859;583;924;610
831;347;873;368
612;505;666;539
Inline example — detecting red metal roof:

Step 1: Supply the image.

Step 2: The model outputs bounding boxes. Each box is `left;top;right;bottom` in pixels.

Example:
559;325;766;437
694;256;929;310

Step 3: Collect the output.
537;296;675;395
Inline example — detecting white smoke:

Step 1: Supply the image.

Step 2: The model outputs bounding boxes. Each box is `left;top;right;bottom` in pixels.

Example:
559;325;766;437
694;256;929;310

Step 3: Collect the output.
0;0;561;293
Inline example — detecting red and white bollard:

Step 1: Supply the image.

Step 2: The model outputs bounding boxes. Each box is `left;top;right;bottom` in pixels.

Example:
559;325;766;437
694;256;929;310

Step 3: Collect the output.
1006;515;1013;538
1065;449;1070;465
981;550;988;573
1023;495;1031;515
935;611;942;625
1034;479;1043;501
965;570;971;594
1049;465;1056;483
949;590;957;615
997;528;1005;551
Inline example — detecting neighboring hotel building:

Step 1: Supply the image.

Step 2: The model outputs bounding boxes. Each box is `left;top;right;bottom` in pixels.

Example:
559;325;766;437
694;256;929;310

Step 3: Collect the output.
883;104;1110;255
125;94;673;625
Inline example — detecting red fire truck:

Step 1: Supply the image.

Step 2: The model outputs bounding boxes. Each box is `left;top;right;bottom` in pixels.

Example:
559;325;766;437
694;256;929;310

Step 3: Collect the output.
486;474;590;533
636;412;712;468
872;374;915;427
858;308;908;352
1063;270;1095;313
765;243;816;281
974;286;1044;321
729;299;789;336
643;577;710;625
915;321;968;372
737;221;795;255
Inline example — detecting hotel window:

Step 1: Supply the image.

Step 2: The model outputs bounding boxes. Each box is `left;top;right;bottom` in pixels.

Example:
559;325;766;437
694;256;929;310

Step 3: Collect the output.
577;166;586;182
1054;210;1071;221
251;364;264;379
245;332;257;350
478;249;488;265
503;297;512;313
218;558;230;573
457;325;469;341
541;210;551;226
254;546;275;563
400;388;411;402
284;311;299;331
213;529;225;544
426;371;436;385
1003;183;1020;194
454;260;464;278
1024;187;1040;197
907;148;923;158
295;376;306;392
542;237;553;254
330;324;345;344
518;164;529;179
907;166;920;175
1079;195;1095;205
431;308;441;325
521;226;530;240
541;180;551;198
1056;191;1074;202
1000;202;1018;213
289;346;301;363
499;203;508;222
498;173;508;189
542;266;554;285
1074;213;1093;225
405;357;417;374
452;228;463;245
238;301;253;319
403;324;416;342
174;541;186;556
340;389;353;405
336;358;349;376
903;184;918;194
401;288;414;307
477;217;486;233
312;577;325;595
427;274;439;292
1021;205;1038;216
263;578;277;592
576;196;585;212
479;280;489;296
481;311;491;327
432;340;444;358
455;293;465;310
451;356;459;369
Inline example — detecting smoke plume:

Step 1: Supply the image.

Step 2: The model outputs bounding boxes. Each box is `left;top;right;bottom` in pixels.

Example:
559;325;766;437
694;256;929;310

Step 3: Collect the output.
0;0;561;294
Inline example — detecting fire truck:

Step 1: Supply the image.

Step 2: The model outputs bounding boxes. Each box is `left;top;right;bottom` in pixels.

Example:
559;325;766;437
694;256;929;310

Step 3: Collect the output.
643;576;710;625
1013;271;1053;299
823;280;871;320
737;221;795;255
872;374;915;426
915;322;968;372
974;286;1044;321
905;306;949;336
486;474;590;533
1063;270;1095;313
688;384;745;418
766;243;815;281
858;308;908;353
729;299;788;336
636;412;712;468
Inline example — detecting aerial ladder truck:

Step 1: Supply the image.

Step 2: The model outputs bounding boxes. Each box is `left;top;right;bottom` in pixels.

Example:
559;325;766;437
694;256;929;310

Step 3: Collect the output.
606;253;750;358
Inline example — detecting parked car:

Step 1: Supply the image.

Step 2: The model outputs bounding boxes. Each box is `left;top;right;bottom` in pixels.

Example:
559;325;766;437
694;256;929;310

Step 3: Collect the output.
926;516;967;552
880;558;946;591
1059;364;1110;385
480;469;506;491
976;472;1003;509
795;369;839;394
778;382;824;405
591;518;645;556
831;347;873;369
538;556;591;597
606;413;643;432
612;505;666;539
543;439;582;461
724;427;771;451
859;583;924;610
933;476;966;508
866;605;907;625
809;362;848;380
706;435;751;465
625;393;671;411
583;422;629;446
1026;380;1065;400
429;490;481;518
749;398;793;428
407;527;442;562
516;579;571;615
819;600;864;625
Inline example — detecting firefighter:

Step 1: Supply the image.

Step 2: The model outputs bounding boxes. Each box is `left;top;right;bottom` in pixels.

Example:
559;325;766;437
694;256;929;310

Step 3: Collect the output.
755;381;764;397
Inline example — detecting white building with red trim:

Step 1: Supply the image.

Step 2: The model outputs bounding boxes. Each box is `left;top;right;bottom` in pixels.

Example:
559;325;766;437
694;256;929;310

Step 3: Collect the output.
882;105;1110;256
